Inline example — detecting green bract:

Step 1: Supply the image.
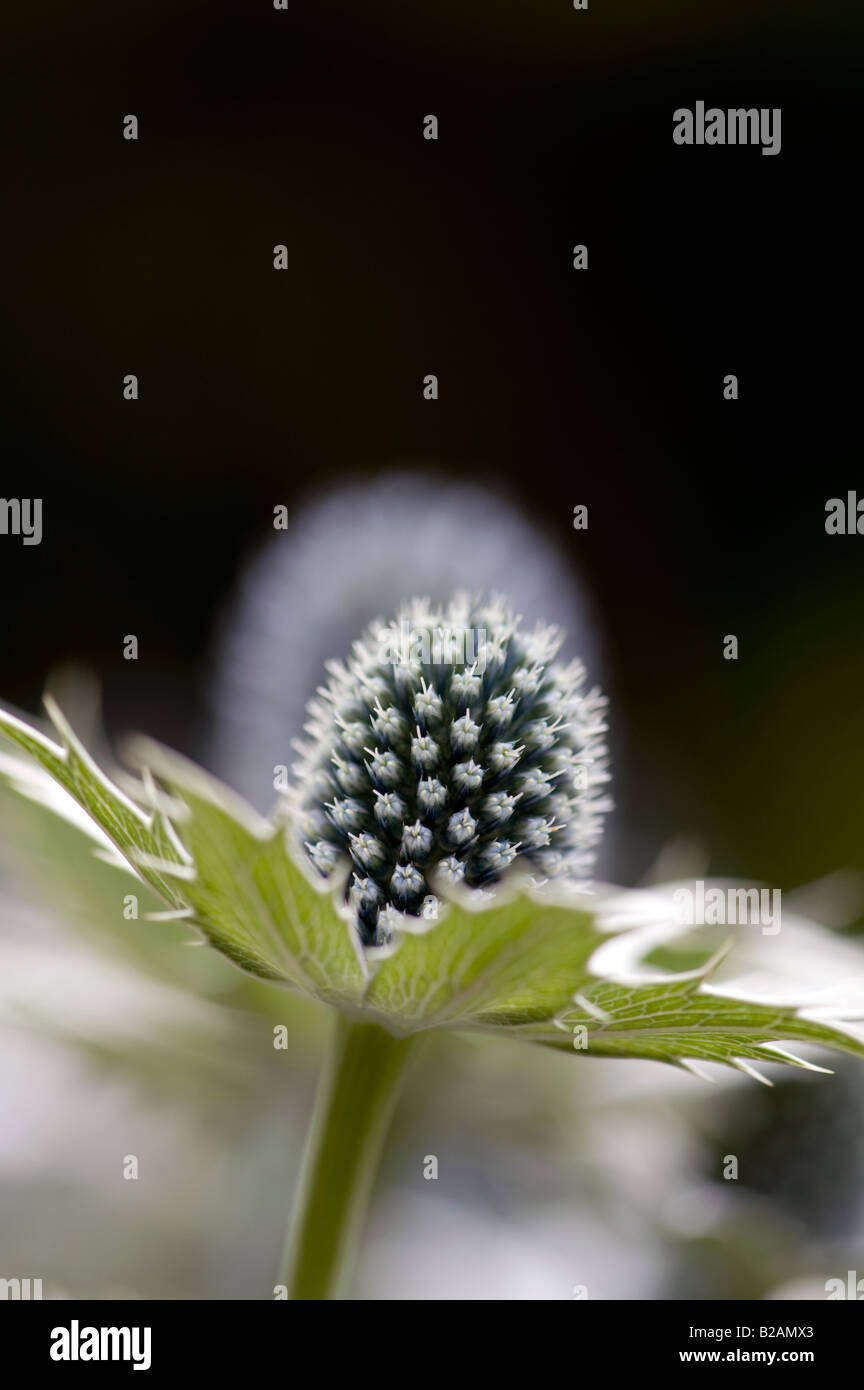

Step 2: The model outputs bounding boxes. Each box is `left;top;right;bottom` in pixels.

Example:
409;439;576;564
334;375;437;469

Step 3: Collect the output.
1;695;863;1079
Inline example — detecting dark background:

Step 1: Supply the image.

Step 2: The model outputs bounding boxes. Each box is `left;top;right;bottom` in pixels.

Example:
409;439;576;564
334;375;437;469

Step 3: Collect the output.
2;0;861;896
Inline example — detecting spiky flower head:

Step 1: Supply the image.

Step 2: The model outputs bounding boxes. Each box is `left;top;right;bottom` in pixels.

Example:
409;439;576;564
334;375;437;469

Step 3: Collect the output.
291;594;611;945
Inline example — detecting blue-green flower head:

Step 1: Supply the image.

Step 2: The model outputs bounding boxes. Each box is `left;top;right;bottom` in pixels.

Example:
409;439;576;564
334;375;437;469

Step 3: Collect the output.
292;594;611;945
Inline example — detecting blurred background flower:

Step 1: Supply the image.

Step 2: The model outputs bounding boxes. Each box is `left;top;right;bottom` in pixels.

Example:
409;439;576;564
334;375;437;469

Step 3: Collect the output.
207;472;604;808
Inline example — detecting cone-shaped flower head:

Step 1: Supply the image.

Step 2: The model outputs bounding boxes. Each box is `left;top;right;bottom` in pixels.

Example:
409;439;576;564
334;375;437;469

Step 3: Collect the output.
292;594;611;945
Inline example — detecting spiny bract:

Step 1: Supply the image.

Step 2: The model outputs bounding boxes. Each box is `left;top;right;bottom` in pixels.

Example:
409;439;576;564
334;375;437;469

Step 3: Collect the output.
291;594;611;946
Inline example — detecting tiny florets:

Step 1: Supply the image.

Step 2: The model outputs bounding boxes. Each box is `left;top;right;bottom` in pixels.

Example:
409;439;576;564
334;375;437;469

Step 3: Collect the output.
290;594;611;945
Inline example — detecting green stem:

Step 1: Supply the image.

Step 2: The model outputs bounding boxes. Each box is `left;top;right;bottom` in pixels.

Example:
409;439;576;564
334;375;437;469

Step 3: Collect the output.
280;1013;418;1300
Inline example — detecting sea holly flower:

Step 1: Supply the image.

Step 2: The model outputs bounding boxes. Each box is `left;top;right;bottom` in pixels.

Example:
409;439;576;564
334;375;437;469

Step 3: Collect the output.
207;473;603;814
1;597;863;1300
290;594;611;946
